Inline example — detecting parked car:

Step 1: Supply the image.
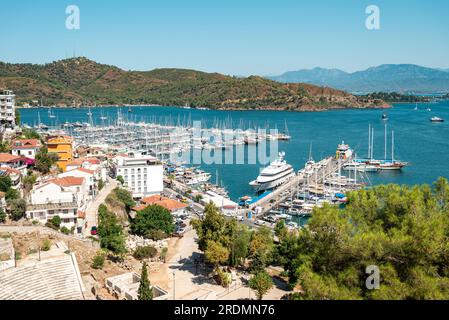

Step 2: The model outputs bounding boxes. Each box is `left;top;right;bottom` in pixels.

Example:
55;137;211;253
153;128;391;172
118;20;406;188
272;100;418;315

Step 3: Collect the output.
90;226;98;236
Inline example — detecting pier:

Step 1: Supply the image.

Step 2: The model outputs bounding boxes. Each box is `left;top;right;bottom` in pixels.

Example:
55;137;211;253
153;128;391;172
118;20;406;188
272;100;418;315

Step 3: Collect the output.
245;142;362;220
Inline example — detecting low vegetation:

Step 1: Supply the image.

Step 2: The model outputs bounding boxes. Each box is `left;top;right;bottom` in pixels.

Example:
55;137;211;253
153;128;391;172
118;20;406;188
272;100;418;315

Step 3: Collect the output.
91;251;106;270
133;245;158;260
41;238;52;251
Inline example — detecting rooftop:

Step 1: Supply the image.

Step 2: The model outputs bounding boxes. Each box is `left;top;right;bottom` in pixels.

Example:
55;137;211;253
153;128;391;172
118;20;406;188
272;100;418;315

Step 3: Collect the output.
26;201;78;211
11;139;42;149
134;195;188;212
67;157;101;167
0;153;24;163
50;176;85;187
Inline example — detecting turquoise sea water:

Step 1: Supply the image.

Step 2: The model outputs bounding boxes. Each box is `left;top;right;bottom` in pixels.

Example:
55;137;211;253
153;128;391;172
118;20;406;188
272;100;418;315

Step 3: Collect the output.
20;100;449;201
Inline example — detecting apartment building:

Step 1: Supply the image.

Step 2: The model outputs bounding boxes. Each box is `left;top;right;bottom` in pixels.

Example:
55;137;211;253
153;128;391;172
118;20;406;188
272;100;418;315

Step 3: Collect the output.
0;90;15;127
46;135;74;172
111;152;163;199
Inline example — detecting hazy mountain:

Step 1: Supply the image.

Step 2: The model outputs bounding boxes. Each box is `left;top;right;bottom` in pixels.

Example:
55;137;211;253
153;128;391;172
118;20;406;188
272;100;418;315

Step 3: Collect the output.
0;57;386;111
269;64;449;93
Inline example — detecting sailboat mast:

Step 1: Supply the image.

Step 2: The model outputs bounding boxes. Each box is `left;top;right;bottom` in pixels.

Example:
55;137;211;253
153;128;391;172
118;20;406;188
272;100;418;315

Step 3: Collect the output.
368;124;371;159
384;123;387;161
371;127;374;160
392;130;395;162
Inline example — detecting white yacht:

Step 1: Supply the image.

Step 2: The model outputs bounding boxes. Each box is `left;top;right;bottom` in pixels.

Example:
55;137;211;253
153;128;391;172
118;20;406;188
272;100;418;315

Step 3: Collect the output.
249;152;295;193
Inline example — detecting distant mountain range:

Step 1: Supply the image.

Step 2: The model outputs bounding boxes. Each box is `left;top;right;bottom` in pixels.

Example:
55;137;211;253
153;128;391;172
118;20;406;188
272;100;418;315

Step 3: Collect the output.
268;64;449;93
0;57;386;111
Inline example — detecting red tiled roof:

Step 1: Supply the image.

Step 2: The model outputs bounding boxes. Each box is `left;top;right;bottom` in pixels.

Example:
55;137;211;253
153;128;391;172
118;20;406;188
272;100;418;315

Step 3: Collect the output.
0;166;22;175
0;153;24;163
11;139;42;150
65;167;95;175
50;176;85;187
136;195;188;212
141;195;166;204
67;157;100;167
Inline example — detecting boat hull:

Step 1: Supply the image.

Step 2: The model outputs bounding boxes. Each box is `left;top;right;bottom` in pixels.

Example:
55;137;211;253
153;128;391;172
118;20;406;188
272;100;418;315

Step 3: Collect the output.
250;171;295;193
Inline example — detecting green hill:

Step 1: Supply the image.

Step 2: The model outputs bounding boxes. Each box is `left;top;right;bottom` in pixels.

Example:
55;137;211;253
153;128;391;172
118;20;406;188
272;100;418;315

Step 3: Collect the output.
0;57;386;111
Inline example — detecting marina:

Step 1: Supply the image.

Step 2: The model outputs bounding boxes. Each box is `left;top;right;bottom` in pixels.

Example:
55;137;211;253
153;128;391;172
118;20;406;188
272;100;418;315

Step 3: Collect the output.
19;100;449;208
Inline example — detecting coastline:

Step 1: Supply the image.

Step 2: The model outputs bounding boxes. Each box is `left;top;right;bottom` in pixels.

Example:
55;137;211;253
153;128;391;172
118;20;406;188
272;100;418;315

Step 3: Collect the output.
17;103;392;112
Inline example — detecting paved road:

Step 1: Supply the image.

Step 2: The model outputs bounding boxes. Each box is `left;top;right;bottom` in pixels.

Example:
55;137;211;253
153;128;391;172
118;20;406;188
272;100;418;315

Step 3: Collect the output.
83;177;118;238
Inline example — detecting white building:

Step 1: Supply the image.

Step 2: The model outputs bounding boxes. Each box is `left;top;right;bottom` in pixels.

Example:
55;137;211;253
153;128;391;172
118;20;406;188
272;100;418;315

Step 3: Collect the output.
10;139;42;159
26;180;82;232
0;90;15;127
59;168;96;198
112;152;163;199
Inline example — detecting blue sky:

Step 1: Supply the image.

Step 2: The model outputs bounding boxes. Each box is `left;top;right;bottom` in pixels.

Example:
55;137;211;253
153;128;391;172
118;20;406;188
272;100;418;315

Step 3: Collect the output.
0;0;448;75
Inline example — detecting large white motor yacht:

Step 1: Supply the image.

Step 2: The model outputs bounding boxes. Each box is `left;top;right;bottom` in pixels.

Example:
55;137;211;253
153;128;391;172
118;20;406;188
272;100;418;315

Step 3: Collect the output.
249;152;295;193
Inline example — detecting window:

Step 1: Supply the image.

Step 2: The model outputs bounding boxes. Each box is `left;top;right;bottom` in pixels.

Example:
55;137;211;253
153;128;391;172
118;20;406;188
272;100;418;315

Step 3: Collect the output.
28;151;32;156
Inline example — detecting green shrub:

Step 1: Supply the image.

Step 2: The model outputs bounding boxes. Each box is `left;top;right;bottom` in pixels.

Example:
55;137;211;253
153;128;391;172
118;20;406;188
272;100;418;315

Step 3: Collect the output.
60;226;70;235
133;246;158;260
49;215;61;228
32;220;39;225
41;239;52;251
91;251;106;269
0;209;6;223
146;229;168;241
45;222;59;230
215;267;232;288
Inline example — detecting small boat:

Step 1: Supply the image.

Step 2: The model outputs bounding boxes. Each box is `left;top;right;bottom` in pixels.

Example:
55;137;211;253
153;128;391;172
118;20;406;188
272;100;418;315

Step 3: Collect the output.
87;107;93;116
427;107;432;112
382;113;389;121
430;116;444;123
128;107;133;113
48;108;56;119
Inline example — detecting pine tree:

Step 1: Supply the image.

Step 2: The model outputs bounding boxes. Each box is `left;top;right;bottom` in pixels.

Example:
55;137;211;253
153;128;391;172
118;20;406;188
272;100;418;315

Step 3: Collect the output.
138;261;153;300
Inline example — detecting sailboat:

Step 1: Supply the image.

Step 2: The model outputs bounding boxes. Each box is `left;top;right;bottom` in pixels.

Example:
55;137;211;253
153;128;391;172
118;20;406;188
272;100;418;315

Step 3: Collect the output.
87;107;93;116
100;110;108;121
378;124;408;170
48;108;56;119
299;142;315;175
278;120;291;140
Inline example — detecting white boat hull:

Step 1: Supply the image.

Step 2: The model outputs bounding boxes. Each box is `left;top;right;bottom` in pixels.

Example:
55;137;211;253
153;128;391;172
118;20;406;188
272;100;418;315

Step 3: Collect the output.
250;171;295;193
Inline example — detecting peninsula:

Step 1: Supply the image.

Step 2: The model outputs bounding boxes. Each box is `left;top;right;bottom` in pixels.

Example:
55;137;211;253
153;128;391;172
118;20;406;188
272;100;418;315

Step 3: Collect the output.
0;57;387;111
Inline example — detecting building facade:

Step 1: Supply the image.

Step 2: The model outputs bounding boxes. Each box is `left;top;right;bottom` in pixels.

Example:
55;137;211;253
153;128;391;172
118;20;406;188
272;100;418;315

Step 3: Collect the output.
112;153;163;199
0;90;15;127
26;182;80;231
11;139;42;159
46;136;74;172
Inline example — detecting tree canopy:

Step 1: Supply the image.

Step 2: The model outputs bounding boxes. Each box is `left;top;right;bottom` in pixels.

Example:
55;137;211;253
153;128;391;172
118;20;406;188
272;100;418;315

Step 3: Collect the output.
130;204;175;239
97;204;126;255
282;178;449;300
